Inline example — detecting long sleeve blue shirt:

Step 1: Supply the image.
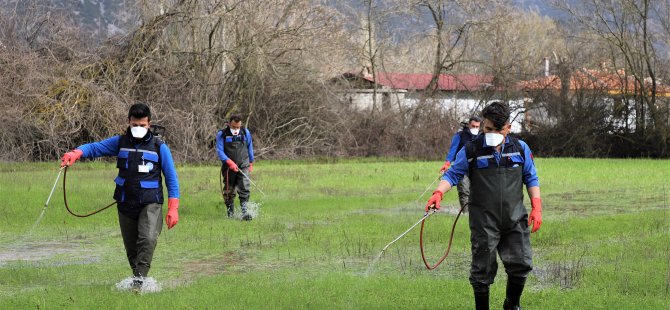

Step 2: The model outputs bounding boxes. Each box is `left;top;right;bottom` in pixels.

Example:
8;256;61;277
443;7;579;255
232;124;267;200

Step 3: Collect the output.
76;135;180;199
445;133;462;162
215;128;254;162
442;136;539;188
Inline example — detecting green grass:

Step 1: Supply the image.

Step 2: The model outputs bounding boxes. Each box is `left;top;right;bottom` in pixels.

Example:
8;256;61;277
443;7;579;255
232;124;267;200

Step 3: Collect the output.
0;158;669;309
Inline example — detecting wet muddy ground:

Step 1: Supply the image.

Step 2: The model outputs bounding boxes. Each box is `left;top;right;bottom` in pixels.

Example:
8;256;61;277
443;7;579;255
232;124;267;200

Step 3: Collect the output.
0;241;100;267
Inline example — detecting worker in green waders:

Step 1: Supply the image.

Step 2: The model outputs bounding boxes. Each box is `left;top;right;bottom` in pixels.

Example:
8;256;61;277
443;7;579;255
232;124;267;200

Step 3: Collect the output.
426;101;543;310
60;103;180;290
216;114;255;220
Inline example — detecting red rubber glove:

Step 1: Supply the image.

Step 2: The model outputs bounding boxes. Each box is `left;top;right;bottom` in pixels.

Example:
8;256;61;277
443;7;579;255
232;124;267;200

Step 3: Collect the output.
528;197;542;233
425;190;443;212
225;159;239;172
166;198;179;229
249;162;253;173
439;161;451;174
60;149;83;167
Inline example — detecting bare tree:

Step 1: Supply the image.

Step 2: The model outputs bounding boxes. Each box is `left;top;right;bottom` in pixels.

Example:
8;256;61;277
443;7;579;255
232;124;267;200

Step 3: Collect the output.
415;0;479;96
555;0;670;153
2;0;668;160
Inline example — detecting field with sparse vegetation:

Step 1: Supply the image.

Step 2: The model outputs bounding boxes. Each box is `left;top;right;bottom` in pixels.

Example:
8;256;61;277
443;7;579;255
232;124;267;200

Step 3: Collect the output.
1;158;669;309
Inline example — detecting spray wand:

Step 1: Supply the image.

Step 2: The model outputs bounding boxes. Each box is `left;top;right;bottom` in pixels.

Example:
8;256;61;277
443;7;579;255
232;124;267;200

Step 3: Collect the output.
380;210;436;254
238;170;266;197
30;167;65;231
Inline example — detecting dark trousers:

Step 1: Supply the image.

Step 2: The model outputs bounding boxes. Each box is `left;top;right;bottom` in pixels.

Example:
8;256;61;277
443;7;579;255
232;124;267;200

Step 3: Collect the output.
456;175;471;212
118;203;163;277
468;209;533;288
222;166;251;206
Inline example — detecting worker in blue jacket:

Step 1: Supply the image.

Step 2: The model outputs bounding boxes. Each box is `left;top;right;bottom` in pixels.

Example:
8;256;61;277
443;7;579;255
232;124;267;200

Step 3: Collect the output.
439;116;481;212
216;114;254;220
427;101;543;310
60;103;180;291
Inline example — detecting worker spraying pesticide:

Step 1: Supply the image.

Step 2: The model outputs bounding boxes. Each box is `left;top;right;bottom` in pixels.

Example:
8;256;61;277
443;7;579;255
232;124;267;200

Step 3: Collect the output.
215;114;256;220
426;101;543;310
60;102;180;293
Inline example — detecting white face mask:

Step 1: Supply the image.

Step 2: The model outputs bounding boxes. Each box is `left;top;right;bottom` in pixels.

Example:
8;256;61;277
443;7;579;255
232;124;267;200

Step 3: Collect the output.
469;128;479;135
231;128;241;135
485;132;504;146
130;126;148;138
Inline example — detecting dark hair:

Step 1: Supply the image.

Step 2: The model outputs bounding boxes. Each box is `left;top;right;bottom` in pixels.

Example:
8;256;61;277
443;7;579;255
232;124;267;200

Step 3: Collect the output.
128;102;151;121
229;114;243;123
468;116;482;123
481;101;509;130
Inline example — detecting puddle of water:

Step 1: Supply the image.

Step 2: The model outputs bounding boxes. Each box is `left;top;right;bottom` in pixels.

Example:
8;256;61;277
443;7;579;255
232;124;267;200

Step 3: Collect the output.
182;252;240;277
0;241;98;267
115;276;162;294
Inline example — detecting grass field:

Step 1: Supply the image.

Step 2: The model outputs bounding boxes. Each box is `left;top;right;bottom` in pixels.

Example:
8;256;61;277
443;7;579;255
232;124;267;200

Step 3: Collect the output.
0;158;669;309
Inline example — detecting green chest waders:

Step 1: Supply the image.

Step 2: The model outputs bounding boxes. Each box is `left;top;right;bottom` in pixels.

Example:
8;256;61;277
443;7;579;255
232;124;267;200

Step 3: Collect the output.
467;161;532;288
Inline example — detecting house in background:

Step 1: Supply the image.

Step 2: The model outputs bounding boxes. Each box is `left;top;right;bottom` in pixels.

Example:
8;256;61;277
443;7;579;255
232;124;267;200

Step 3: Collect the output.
332;67;542;131
518;60;670;131
334;61;670;134
334;67;495;116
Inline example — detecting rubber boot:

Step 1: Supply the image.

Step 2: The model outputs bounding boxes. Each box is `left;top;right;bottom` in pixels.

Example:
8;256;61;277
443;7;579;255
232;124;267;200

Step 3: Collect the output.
131;276;144;293
474;291;489;310
503;276;525;310
226;203;234;218
241;201;252;221
473;284;489;310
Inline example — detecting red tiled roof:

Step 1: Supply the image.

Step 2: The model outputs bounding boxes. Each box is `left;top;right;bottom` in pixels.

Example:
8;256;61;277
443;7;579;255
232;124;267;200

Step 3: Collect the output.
518;69;670;95
354;72;494;91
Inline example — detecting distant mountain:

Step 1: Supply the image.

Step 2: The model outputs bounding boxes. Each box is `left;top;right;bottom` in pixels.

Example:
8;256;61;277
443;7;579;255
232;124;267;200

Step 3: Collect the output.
513;0;572;20
1;0;136;38
60;0;135;37
1;0;574;42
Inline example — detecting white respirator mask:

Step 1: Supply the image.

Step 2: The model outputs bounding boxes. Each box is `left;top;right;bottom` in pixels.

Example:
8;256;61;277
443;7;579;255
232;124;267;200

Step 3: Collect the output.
469;128;479;135
231;128;241;135
130;126;148;139
485;132;505;146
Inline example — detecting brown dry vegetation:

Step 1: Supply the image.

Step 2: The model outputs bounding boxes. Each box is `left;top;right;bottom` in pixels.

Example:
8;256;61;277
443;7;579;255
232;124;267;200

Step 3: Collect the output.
0;0;668;161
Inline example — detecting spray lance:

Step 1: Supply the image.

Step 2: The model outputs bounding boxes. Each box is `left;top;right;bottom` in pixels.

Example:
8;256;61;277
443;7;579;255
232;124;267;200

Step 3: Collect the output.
30;163;116;232
376;174;441;253
219;166;267;202
376;203;465;270
237;170;266;197
31;167;65;231
374;174;466;270
379;209;436;254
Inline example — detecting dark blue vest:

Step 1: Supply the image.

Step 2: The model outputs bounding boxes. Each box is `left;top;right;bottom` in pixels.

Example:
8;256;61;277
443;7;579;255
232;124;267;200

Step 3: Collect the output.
465;135;525;170
465;134;527;230
222;126;250;167
457;128;478;153
113;133;164;205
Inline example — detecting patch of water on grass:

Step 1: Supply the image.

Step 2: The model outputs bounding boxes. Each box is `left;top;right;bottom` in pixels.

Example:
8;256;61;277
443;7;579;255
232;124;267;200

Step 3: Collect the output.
0;241;99;267
115;276;161;294
235;201;261;220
